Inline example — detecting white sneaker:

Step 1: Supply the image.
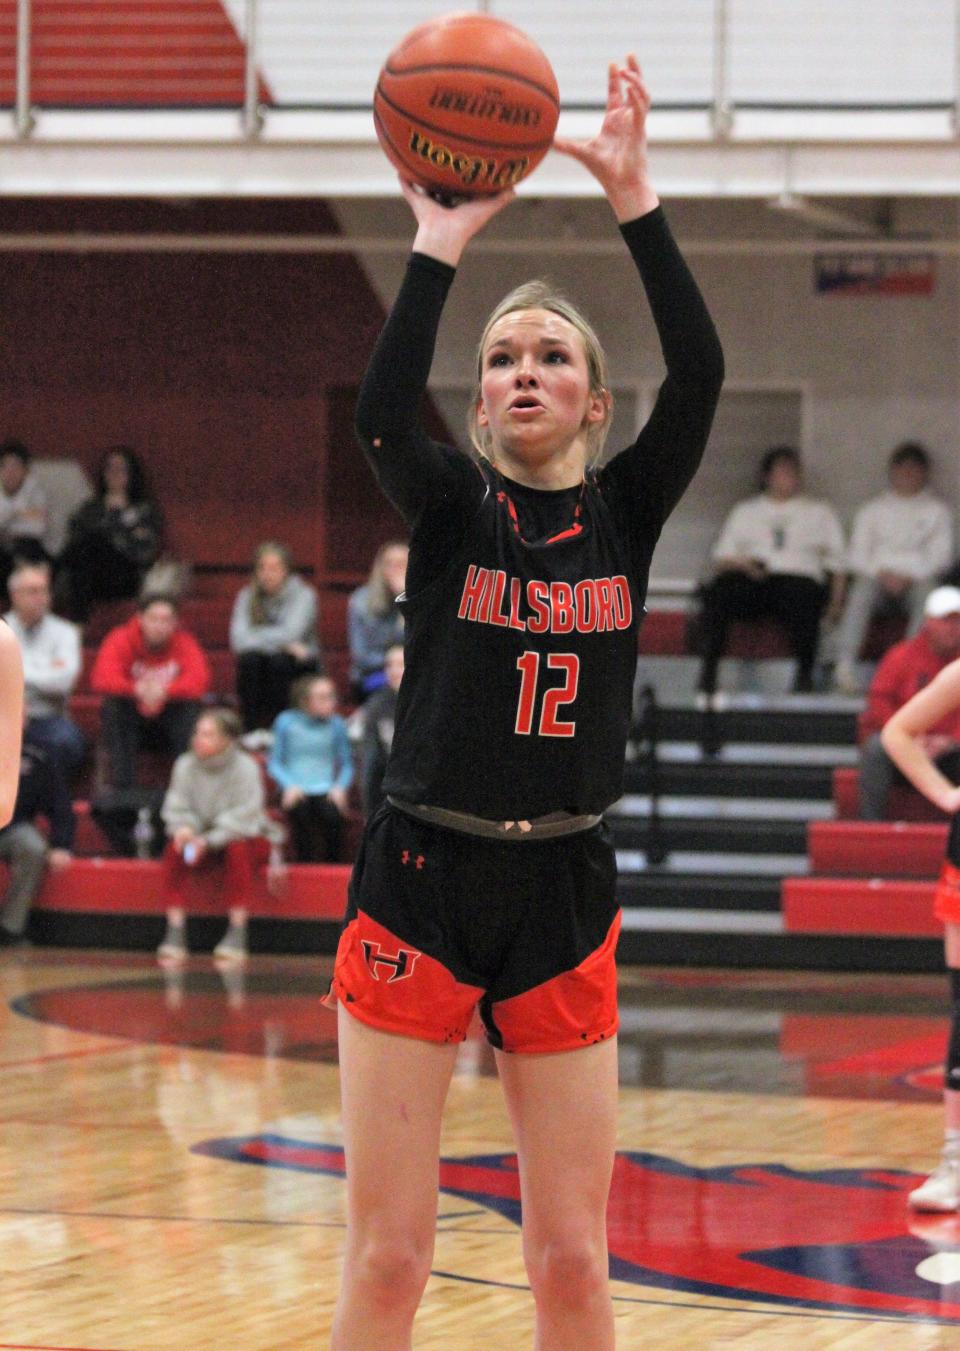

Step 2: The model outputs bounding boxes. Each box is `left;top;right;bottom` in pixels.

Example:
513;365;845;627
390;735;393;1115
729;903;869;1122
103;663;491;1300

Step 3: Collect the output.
694;691;729;713
157;930;188;964
833;660;861;696
908;1156;960;1211
213;929;248;964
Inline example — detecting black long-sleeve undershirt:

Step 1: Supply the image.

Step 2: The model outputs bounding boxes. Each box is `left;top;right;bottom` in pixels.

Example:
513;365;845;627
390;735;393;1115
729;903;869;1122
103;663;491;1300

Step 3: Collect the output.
354;206;724;593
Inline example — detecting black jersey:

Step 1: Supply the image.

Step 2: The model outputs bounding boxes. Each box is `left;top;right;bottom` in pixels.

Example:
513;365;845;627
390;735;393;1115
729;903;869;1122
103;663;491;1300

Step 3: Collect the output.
948;813;960;867
355;207;724;820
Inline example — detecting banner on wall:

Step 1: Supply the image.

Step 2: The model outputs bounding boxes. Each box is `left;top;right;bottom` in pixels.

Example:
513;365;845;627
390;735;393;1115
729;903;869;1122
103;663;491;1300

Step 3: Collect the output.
815;253;936;296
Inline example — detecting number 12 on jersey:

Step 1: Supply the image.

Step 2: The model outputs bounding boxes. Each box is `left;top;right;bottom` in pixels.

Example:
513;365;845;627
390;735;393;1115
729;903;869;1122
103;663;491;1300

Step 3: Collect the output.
514;651;580;737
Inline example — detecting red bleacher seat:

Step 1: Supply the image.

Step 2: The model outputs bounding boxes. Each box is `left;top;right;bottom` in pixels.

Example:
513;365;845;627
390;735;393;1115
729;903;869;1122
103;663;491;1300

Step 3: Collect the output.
832;767;946;822
21;857;350;922
782;876;939;937
808;820;947;877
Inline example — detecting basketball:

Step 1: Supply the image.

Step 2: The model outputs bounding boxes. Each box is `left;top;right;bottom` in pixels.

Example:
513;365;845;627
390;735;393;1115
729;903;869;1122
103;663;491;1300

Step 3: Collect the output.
374;12;560;198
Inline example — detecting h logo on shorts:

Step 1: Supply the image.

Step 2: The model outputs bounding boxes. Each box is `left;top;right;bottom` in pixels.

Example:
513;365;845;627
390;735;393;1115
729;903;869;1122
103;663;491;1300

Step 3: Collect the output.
361;939;422;983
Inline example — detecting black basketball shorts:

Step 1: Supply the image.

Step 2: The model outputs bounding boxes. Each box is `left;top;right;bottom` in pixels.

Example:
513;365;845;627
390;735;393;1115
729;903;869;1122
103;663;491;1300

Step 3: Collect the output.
325;802;621;1054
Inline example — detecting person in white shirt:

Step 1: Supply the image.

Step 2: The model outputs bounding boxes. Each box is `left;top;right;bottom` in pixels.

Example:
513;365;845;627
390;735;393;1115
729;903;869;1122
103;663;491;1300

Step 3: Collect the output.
697;445;845;698
0;440;48;594
833;442;953;695
4;560;85;775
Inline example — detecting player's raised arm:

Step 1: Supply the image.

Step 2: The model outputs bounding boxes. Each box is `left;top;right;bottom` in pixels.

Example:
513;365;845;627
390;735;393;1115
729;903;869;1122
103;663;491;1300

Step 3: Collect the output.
565;60;723;543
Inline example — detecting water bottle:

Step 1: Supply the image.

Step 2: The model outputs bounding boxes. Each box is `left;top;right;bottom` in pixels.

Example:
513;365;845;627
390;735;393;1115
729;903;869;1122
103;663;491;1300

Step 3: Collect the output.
132;806;155;860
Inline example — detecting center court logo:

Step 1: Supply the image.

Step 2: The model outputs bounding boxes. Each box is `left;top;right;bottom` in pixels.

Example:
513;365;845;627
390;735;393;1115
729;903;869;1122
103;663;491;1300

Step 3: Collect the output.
360;940;422;983
191;1137;960;1322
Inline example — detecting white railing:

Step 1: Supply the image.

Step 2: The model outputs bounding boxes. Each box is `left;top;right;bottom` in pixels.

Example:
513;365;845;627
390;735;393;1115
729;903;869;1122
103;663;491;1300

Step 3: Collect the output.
5;0;960;134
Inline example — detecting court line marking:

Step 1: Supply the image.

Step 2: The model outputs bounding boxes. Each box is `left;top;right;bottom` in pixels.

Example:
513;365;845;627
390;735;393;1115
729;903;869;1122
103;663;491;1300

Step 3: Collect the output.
430;1270;960;1325
0;1205;344;1230
0;1343;129;1350
0;1045;135;1071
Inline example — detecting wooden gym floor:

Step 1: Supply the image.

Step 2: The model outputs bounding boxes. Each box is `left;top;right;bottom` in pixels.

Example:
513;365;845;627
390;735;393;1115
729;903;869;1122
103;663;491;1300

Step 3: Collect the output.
2;948;960;1348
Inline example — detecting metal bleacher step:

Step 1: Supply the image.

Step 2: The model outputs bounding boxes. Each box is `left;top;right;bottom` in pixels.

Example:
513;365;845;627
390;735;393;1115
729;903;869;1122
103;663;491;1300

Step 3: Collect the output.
607;814;808;854
617;869;784;914
653;704;859;746
625;759;836;799
612;793;835;823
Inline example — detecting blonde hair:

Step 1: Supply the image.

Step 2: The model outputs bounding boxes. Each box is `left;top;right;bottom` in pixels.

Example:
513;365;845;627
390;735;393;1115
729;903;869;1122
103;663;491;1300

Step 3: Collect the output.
248;540;292;626
365;540;408;618
467;281;613;466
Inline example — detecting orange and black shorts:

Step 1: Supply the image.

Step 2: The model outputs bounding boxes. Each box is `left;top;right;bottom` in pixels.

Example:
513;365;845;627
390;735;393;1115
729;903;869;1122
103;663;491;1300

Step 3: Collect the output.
325;801;621;1055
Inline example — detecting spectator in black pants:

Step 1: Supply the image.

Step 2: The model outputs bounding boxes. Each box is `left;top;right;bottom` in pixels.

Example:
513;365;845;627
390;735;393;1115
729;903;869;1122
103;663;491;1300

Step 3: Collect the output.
0;722;74;945
696;446;846;703
90;595;211;793
229;541;322;733
267;675;353;862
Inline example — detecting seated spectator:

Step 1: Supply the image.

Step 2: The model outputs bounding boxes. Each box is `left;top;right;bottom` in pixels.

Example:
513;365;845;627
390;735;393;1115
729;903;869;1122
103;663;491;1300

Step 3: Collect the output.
91;593;211;793
696;446;845;701
268;675;353;862
156;706;281;965
5;561;85;775
230;541;321;732
348;541;407;701
361;642;404;814
0;439;49;594
857;585;960;819
0;715;74;946
56;445;164;621
834;442;953;695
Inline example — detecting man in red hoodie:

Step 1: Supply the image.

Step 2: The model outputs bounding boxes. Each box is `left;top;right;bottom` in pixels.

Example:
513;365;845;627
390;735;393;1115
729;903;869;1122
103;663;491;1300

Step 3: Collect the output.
91;592;211;792
859;585;960;818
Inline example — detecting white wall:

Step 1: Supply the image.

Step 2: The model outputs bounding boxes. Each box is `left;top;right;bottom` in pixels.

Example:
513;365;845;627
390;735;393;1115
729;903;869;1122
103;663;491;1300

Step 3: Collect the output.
333;194;960;583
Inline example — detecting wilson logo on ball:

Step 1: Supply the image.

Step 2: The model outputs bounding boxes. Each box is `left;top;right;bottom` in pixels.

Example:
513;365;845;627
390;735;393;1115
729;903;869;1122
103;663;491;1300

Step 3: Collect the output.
407;129;530;191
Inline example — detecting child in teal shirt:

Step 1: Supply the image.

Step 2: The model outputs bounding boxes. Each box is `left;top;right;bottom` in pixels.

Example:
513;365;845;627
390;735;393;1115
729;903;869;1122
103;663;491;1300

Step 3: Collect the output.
268;675;354;861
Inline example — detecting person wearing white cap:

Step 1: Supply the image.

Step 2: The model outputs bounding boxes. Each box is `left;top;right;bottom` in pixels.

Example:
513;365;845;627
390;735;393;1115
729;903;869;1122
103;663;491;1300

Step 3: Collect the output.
881;609;960;1211
857;585;960;819
833;443;953;695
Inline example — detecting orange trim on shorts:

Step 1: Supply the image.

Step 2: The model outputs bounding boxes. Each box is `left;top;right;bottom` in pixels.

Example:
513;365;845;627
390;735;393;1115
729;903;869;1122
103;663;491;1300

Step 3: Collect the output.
935;860;960;924
489;910;622;1055
325;912;483;1045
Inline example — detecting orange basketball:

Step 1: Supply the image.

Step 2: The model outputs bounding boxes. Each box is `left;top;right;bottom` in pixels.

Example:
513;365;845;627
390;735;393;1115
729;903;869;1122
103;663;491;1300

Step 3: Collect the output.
374;11;560;198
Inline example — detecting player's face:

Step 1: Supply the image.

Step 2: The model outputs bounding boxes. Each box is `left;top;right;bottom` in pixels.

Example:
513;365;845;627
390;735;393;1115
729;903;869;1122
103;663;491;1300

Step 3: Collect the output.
477;309;606;465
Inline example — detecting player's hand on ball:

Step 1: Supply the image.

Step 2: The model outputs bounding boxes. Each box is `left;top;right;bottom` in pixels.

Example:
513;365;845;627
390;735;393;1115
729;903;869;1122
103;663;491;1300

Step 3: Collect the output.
400;177;515;267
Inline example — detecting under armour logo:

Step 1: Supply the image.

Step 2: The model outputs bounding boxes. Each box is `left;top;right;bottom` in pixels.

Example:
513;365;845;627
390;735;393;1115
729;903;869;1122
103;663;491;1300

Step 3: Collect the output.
401;850;425;869
361;940;422;983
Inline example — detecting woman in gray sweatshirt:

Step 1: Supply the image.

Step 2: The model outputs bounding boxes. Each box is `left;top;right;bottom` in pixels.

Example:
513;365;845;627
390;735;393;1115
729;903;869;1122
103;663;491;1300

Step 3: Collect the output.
156;705;280;964
229;540;322;731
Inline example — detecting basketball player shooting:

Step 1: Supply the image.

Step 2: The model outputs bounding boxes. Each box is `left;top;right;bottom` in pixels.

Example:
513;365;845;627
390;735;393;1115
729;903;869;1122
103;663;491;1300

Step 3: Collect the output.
326;55;724;1349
